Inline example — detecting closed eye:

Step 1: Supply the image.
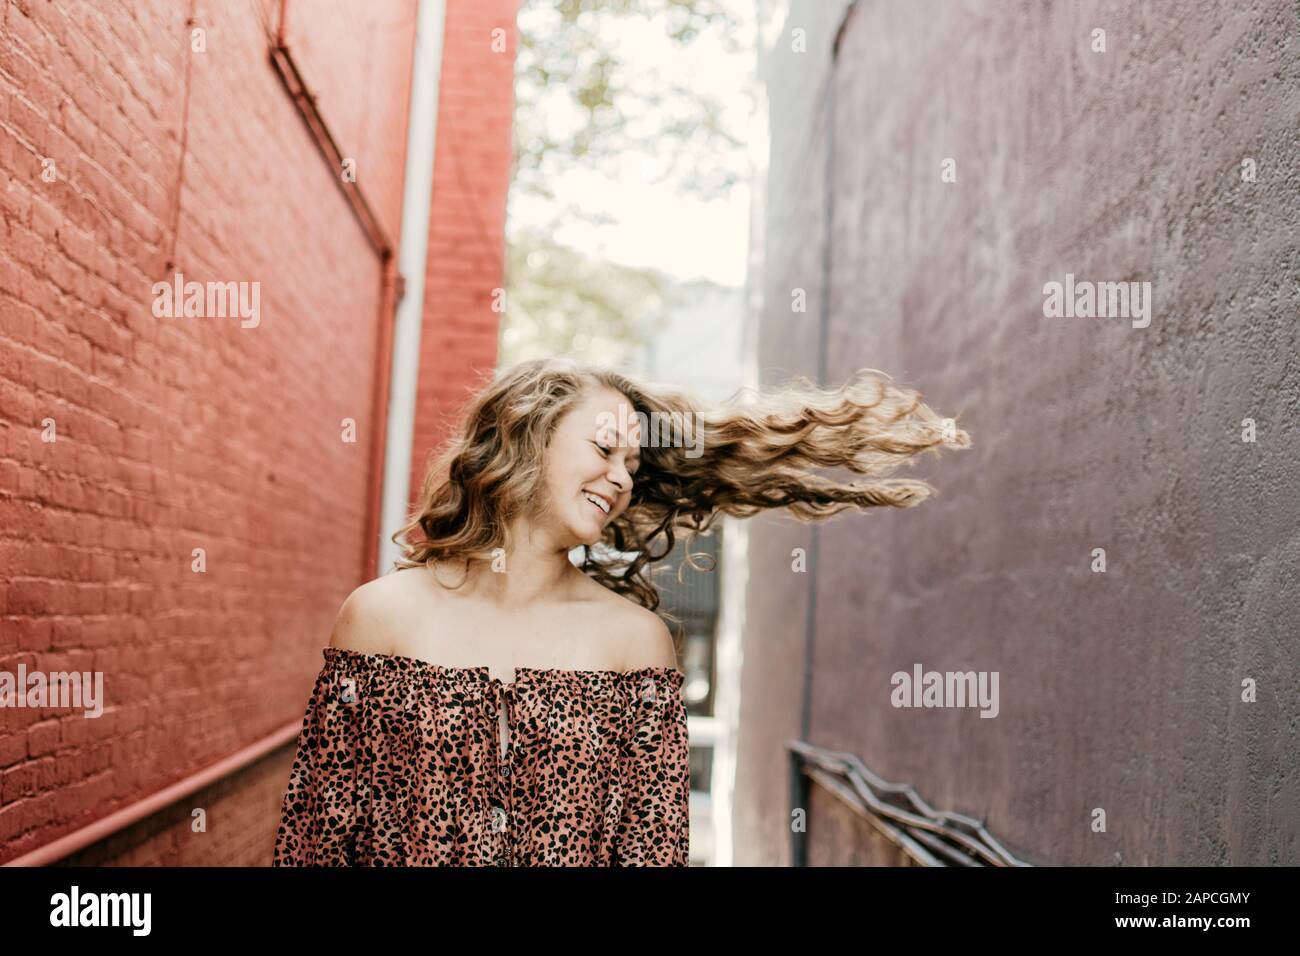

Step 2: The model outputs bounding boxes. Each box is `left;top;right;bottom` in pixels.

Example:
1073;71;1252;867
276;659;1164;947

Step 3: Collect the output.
594;440;640;480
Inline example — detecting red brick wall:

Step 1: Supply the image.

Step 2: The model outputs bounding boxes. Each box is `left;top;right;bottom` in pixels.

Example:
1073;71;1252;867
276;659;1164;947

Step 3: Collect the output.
408;0;517;488
0;0;418;864
279;0;417;244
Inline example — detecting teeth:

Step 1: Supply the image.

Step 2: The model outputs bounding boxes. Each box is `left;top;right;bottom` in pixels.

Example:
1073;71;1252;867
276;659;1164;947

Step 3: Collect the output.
583;492;610;514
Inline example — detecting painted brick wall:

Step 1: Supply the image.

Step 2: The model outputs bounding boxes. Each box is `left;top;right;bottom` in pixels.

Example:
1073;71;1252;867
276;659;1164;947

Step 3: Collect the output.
0;0;417;864
407;0;517;489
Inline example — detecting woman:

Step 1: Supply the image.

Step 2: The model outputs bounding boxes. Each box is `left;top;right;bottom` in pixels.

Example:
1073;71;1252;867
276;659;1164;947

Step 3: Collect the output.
272;356;969;866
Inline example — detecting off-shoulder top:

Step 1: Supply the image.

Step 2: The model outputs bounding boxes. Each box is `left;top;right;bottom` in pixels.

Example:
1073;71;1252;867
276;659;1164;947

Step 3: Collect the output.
272;647;690;866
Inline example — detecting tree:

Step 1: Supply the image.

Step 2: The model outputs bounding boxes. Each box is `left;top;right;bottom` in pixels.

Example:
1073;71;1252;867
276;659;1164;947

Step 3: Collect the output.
511;0;749;230
503;0;753;362
500;228;671;367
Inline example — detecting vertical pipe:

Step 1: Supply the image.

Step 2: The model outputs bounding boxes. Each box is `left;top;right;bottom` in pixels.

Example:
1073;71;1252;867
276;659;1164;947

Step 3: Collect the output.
362;255;399;579
376;0;448;577
792;0;854;868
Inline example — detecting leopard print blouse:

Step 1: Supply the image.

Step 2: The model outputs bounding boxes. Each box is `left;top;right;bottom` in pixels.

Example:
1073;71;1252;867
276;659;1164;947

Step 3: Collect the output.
273;647;689;866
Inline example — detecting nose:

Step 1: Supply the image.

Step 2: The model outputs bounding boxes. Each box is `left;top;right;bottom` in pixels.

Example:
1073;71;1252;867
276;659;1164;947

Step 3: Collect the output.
608;462;631;492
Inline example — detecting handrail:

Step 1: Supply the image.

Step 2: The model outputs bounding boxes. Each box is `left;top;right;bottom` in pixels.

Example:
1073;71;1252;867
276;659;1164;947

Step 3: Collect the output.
3;720;303;866
789;739;1036;867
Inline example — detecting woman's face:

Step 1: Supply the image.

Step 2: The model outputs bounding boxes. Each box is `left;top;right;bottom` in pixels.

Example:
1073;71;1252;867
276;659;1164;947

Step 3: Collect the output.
539;386;641;546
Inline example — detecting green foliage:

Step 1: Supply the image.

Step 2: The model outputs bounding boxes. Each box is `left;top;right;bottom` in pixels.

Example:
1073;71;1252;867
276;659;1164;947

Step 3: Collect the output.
512;0;747;220
504;0;751;362
500;229;672;367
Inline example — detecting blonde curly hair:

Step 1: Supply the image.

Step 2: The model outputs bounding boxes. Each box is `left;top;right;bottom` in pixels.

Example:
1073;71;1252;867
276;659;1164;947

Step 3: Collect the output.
392;356;970;612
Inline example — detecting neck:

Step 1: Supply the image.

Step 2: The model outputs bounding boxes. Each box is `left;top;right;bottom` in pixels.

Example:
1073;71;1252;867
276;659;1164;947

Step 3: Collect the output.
452;517;583;608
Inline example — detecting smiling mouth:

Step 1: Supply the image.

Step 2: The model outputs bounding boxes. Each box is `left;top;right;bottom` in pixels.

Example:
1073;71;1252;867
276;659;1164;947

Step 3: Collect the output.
582;490;611;515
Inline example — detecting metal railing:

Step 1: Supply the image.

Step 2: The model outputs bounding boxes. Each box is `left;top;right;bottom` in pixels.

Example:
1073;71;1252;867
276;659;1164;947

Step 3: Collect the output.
789;740;1036;867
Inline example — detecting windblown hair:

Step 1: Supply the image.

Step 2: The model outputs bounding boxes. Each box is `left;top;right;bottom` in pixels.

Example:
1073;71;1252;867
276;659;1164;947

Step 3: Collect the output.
391;357;970;612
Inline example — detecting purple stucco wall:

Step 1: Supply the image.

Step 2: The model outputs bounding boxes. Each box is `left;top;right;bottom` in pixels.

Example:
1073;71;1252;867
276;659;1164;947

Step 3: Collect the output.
742;0;1300;865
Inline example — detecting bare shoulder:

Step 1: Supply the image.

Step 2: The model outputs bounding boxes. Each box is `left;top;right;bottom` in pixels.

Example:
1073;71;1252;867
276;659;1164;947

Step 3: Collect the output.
326;570;418;657
604;594;678;671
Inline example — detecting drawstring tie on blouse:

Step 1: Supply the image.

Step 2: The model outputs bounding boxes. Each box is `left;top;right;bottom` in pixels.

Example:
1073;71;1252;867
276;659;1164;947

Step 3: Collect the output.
483;678;516;866
481;678;515;774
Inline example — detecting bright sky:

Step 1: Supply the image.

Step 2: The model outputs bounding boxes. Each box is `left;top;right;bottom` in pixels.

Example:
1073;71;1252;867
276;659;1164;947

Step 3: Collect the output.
509;0;757;289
